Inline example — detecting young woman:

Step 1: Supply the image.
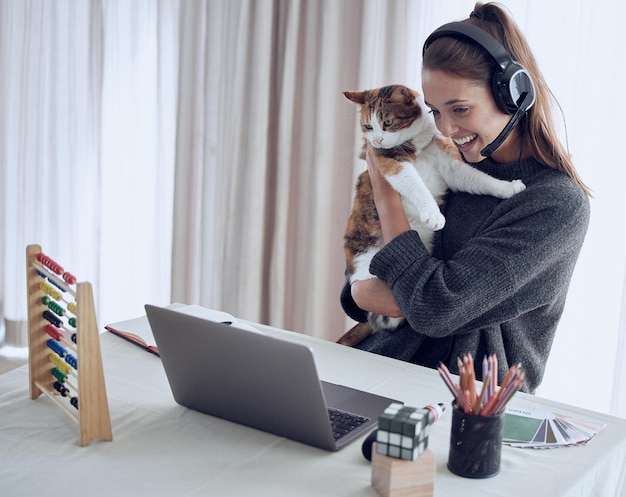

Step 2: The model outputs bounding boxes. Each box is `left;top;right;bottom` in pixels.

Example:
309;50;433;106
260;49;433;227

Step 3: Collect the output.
340;2;591;394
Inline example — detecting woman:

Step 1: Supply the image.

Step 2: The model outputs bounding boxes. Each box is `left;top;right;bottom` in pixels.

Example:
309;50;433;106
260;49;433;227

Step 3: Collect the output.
340;2;590;394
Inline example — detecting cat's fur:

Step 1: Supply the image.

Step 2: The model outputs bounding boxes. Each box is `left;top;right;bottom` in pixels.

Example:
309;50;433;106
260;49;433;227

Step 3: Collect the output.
338;84;525;347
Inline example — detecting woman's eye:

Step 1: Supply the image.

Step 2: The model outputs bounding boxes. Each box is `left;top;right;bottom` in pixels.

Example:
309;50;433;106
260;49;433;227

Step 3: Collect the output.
383;119;393;126
454;107;469;115
429;109;440;117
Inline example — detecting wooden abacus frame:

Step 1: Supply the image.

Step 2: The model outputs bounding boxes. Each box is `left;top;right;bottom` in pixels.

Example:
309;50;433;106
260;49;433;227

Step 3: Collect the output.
26;244;113;446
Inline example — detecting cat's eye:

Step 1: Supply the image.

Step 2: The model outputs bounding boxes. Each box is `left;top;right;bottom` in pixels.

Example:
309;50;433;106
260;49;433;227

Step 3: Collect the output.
364;124;373;130
383;119;393;127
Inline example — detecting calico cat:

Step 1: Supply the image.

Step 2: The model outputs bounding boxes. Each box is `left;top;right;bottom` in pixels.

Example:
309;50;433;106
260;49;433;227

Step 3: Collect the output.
338;84;525;347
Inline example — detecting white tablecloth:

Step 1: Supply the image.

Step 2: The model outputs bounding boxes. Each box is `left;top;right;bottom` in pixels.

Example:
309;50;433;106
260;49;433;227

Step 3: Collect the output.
2;320;626;497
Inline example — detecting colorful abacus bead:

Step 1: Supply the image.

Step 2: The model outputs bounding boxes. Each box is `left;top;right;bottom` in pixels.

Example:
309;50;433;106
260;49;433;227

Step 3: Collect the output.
53;381;70;397
49;353;72;375
36;253;64;275
47;338;67;358
65;354;77;369
45;324;63;341
40;281;62;300
47;278;66;292
42;296;65;317
51;367;68;383
43;310;63;328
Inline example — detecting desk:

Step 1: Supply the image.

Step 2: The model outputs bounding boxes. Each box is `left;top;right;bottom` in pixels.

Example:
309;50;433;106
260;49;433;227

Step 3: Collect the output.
2;319;626;497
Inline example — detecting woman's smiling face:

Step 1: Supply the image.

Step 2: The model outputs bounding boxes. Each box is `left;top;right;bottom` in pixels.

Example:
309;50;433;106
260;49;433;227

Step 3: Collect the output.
422;69;521;164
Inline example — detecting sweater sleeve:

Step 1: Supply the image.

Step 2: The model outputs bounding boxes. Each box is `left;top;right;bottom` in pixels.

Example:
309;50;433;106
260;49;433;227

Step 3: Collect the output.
368;173;590;338
340;275;369;323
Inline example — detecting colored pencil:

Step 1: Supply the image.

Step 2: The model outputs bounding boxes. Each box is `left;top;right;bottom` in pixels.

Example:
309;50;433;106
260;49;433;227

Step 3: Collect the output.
438;353;523;417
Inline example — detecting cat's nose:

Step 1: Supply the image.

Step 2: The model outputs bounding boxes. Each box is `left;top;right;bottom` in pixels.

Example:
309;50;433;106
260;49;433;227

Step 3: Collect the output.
373;137;383;146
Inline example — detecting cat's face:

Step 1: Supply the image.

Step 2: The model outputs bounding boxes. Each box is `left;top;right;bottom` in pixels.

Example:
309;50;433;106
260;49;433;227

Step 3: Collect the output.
344;85;431;149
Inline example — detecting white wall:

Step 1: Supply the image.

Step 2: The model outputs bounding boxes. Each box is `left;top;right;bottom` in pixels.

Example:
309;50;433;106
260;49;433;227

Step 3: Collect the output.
516;1;626;415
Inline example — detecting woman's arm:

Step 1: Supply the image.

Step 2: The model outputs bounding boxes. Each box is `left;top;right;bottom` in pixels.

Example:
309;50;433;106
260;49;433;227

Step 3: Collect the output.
368;170;590;337
366;148;411;243
351;278;403;318
348;149;411;318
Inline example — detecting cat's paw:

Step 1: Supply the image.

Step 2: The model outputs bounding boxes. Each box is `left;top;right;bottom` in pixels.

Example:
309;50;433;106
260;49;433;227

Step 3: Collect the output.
420;208;446;231
369;314;406;333
496;179;526;198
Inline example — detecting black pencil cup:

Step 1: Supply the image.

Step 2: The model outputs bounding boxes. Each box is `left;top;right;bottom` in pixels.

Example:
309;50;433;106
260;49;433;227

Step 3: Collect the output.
447;404;504;478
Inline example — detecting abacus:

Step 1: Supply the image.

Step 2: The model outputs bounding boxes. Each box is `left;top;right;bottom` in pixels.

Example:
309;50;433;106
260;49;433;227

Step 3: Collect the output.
26;244;112;446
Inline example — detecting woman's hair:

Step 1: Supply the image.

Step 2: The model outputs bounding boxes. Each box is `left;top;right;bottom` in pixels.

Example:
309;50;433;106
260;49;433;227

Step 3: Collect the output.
423;2;591;196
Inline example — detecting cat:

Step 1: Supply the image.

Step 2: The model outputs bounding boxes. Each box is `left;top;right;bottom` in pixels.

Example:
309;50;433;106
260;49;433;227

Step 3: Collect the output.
337;84;525;347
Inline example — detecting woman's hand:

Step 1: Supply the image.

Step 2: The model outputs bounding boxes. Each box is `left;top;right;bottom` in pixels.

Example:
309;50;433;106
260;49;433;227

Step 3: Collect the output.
366;148;411;243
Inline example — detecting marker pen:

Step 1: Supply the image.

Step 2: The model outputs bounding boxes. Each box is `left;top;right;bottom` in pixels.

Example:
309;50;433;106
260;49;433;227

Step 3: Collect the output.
422;402;445;425
361;402;445;462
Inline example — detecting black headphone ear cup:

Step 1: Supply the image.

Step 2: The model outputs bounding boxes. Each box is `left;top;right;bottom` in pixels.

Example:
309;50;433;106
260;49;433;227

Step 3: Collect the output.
509;69;536;112
493;63;536;114
491;69;511;114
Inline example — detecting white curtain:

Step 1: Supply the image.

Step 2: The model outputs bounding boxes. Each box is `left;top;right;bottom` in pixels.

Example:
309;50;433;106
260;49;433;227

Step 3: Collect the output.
1;0;625;418
0;0;178;339
0;0;103;346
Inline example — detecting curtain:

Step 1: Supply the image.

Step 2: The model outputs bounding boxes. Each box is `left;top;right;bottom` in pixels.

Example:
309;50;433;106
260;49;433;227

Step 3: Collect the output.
0;0;179;340
0;0;103;346
171;0;444;336
1;0;625;418
172;0;361;335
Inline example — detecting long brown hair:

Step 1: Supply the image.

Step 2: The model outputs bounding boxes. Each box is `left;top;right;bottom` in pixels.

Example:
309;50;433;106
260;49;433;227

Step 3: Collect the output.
422;2;591;196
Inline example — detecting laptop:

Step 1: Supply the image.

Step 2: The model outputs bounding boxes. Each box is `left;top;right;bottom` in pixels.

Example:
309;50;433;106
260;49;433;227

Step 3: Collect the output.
144;304;398;451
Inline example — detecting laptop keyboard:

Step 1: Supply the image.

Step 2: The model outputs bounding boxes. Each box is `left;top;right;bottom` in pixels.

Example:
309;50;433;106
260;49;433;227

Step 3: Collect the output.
328;407;370;440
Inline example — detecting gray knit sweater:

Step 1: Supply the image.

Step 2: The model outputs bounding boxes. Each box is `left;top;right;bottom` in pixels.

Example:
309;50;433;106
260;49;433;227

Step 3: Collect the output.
340;157;590;393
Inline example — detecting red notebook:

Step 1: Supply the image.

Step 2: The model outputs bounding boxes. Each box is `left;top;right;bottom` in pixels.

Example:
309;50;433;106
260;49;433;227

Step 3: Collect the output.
105;304;257;356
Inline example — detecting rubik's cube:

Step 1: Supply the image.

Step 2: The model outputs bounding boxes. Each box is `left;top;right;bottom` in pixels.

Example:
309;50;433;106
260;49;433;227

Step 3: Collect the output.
376;403;430;461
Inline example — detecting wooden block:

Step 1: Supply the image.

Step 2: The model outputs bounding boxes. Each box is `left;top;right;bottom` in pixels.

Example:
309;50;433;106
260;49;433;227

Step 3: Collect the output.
371;444;435;497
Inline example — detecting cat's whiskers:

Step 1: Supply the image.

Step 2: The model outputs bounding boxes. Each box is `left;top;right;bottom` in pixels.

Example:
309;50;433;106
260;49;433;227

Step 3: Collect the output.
393;142;410;154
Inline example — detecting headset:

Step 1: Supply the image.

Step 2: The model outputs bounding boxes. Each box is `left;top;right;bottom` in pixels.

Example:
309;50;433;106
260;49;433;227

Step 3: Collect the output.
422;22;536;157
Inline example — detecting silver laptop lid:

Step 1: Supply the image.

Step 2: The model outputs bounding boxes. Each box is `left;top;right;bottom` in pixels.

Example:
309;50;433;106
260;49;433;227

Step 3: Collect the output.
146;304;341;450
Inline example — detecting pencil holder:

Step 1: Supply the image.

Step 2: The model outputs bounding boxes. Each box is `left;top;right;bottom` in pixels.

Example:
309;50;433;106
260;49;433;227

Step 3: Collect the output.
447;404;504;478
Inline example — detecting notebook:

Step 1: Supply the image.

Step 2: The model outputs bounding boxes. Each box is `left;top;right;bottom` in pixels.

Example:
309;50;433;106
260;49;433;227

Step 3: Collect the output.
144;304;398;451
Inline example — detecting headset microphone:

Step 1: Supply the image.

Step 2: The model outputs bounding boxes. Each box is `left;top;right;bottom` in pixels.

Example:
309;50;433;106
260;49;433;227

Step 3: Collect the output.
480;91;531;157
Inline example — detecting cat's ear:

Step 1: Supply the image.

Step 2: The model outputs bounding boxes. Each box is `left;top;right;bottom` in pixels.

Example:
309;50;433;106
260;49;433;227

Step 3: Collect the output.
395;86;417;105
344;91;366;105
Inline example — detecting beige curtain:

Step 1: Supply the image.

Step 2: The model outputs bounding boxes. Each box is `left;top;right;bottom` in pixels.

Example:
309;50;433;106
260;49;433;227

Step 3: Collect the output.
171;0;431;339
